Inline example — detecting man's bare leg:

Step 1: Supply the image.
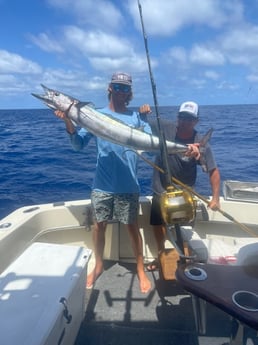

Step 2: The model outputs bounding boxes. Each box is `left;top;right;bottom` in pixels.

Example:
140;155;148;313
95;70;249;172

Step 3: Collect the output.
86;221;106;288
153;224;166;252
146;225;166;271
127;223;152;294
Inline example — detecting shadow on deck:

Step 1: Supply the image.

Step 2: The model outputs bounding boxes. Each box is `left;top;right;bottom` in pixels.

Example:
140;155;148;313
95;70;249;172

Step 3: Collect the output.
75;261;232;345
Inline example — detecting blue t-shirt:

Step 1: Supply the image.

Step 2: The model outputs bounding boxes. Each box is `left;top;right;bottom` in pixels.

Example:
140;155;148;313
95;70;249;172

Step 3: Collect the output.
69;106;152;194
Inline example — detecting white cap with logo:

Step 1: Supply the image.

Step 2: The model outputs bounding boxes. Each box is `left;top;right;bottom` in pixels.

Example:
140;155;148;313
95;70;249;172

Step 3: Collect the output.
179;101;199;118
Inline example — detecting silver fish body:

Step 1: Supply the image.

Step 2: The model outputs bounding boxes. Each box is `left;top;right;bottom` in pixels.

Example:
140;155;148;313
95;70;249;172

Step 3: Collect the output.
32;85;188;154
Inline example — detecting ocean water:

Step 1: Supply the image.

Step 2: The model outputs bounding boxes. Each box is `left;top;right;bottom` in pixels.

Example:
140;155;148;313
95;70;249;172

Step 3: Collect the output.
1;105;258;220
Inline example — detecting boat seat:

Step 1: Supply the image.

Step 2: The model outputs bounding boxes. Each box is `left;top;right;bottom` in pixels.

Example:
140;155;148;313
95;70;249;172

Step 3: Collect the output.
237;242;258;266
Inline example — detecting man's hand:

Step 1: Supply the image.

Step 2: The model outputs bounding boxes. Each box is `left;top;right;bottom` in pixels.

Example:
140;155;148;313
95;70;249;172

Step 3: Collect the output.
139;104;152;115
208;198;220;211
185;143;200;160
54;110;67;120
54;110;75;134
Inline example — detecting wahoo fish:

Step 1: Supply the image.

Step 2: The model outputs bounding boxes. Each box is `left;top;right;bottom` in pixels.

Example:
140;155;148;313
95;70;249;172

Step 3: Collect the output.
31;85;188;154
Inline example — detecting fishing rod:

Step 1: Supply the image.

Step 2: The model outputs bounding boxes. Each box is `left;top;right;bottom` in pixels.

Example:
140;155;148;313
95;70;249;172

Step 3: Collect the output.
137;1;195;254
134;150;258;238
137;0;172;188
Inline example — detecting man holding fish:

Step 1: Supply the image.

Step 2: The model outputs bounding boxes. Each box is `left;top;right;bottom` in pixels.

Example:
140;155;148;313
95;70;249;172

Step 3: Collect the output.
45;72;200;293
54;72;154;292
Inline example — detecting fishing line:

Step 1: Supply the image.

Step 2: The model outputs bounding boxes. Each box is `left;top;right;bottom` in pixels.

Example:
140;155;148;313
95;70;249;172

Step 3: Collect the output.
137;0;173;188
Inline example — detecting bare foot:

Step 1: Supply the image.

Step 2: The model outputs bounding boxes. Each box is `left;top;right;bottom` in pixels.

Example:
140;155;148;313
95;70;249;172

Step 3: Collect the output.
86;267;103;289
138;272;152;294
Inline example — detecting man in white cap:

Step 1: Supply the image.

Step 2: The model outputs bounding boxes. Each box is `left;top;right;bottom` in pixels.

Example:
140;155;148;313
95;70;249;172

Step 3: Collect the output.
147;101;221;271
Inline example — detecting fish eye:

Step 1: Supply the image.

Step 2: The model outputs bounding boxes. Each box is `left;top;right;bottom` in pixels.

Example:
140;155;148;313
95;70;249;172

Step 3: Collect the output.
54;92;60;96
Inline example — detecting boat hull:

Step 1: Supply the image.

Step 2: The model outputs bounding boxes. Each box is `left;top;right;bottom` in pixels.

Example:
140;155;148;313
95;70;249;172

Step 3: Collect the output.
1;188;258;344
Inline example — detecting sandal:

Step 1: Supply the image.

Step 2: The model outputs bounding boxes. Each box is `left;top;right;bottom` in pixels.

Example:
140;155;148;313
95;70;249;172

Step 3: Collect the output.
146;259;159;271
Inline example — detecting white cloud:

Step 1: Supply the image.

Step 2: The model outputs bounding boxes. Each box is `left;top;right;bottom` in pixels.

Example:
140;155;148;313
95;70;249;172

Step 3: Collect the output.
47;0;123;31
0;74;35;95
190;45;225;66
89;54;149;73
0;50;42;74
204;70;220;80
189;78;207;89
61;26;151;73
247;74;258;83
168;47;187;65
216;81;238;90
127;0;242;36
220;25;258;68
63;27;133;57
221;26;258;52
29;33;64;53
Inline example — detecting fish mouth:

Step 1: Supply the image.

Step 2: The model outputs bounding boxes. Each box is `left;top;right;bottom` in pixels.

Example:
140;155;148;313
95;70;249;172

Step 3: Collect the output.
32;84;50;99
31;92;46;101
31;85;57;110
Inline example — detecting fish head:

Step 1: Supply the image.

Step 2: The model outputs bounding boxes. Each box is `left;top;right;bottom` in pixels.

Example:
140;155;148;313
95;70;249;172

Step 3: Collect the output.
31;84;79;112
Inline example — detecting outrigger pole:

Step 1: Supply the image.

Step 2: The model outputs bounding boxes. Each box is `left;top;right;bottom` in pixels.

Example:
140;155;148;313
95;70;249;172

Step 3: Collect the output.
137;0;172;188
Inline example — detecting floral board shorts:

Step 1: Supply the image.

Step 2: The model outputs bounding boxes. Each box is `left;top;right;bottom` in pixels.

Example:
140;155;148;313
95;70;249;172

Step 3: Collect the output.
91;190;139;224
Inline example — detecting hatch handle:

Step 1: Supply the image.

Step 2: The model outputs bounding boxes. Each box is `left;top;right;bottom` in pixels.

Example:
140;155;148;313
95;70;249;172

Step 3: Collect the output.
59;297;72;324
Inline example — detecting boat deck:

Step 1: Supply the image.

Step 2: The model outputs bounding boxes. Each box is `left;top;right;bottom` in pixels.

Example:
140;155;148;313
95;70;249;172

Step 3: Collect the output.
75;261;236;345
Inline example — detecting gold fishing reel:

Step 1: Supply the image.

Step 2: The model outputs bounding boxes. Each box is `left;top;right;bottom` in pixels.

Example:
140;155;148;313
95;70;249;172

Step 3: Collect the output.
160;185;197;225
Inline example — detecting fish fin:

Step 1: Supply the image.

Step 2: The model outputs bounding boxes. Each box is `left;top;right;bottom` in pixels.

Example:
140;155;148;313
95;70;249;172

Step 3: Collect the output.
78;101;95;108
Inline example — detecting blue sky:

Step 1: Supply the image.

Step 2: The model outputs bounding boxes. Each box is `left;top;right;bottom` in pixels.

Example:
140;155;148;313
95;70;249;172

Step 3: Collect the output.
1;0;258;109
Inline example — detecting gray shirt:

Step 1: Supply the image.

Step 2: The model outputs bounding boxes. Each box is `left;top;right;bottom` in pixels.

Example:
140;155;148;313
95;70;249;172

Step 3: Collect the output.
150;120;217;194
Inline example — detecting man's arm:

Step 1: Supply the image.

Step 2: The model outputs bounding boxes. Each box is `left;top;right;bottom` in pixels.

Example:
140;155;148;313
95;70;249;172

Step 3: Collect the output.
209;167;221;210
54;110;92;151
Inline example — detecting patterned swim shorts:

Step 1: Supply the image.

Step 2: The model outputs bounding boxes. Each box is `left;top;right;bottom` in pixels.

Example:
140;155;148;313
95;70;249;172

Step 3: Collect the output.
91;190;139;224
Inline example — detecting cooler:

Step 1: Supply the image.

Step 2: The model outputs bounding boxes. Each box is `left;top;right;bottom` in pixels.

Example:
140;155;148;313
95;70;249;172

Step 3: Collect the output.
0;242;91;345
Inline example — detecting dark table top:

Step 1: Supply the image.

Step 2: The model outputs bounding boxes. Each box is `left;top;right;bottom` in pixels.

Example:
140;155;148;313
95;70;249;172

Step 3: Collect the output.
176;262;258;330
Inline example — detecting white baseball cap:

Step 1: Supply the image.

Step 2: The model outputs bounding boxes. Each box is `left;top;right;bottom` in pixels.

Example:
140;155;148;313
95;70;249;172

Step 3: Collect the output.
179;101;199;118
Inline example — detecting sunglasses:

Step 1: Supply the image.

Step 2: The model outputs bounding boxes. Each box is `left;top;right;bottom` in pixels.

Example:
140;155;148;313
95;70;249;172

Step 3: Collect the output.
112;83;131;93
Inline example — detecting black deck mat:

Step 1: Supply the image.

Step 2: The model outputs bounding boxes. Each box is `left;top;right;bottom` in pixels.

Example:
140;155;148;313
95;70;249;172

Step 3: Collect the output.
76;322;198;345
75;261;232;345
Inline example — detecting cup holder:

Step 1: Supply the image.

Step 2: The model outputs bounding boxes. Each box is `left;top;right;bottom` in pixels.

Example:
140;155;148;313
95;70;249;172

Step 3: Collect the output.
232;291;258;312
184;265;207;281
